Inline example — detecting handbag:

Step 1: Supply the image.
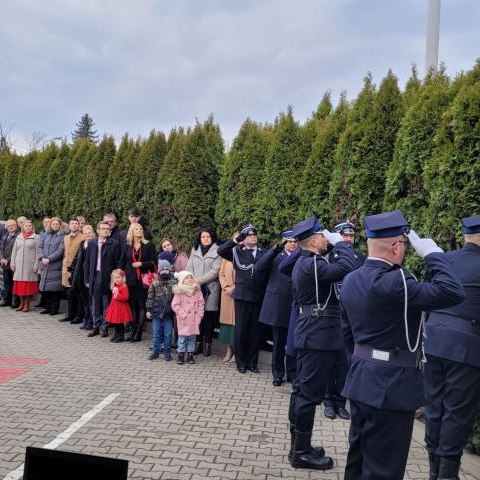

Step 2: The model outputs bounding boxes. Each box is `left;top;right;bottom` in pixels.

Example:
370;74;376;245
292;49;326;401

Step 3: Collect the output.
141;261;157;288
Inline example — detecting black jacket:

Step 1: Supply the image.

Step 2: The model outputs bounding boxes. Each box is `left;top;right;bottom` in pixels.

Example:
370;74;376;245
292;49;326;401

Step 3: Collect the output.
84;238;121;295
119;242;157;288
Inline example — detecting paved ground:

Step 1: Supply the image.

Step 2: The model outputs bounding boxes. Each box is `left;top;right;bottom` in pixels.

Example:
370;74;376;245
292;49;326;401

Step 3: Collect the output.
0;307;478;479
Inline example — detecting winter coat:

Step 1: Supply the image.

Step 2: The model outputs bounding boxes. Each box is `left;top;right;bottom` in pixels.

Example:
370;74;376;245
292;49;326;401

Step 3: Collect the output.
218;259;235;326
37;230;65;292
0;229;20;269
10;234;40;282
171;285;205;336
186;244;221;311
71;242;88;289
146;276;177;319
105;283;133;324
172;252;189;273
119;241;157;288
62;231;83;287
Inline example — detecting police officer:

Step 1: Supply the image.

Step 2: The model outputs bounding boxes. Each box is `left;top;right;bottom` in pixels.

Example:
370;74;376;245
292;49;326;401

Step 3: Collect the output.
257;230;298;386
323;218;366;420
340;210;465;480
289;215;357;470
424;215;480;480
217;224;268;374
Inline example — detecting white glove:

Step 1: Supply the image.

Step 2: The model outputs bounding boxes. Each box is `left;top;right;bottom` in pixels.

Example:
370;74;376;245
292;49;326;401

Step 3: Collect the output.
322;229;343;246
406;230;443;258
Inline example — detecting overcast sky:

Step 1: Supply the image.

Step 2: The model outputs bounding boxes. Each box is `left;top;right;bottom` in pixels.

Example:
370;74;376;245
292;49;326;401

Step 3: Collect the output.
1;0;479;153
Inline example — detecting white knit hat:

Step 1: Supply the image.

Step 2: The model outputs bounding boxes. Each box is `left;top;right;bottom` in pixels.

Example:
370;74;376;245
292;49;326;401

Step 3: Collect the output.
174;270;194;285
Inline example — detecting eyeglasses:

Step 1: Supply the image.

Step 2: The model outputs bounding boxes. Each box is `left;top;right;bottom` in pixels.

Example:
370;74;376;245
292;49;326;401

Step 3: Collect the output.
392;240;409;247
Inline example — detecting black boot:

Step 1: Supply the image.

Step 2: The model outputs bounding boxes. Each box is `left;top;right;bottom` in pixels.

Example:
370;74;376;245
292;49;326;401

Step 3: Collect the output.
290;431;333;470
187;352;195;364
177;352;185;365
428;453;439;480
438;457;460;480
288;424;325;464
194;341;203;355
203;342;212;357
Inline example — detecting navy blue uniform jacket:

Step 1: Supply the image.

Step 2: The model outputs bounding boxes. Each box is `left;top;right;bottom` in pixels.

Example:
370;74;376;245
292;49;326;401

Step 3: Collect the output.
217;240;268;304
425;243;480;368
256;247;292;328
340;253;465;411
292;242;357;350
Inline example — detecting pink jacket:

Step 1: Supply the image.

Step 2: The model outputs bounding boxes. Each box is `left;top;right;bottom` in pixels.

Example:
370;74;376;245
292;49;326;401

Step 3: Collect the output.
171;288;205;336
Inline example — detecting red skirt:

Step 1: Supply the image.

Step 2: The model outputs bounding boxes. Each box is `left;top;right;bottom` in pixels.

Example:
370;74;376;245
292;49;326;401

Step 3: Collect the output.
105;300;133;324
13;281;40;296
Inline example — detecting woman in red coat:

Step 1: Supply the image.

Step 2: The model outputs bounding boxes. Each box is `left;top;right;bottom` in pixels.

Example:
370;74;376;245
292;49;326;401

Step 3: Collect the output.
105;269;133;343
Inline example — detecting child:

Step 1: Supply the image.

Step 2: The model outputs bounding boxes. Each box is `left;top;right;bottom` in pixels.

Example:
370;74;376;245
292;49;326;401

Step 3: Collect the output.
146;259;177;361
171;271;205;365
105;269;133;342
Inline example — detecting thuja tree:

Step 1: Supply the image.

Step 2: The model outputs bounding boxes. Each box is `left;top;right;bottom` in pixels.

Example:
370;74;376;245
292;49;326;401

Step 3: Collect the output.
329;73;376;222
254;106;304;244
33;144;60;216
14;151;38;217
0;152;20;218
384;69;452;227
299;92;349;222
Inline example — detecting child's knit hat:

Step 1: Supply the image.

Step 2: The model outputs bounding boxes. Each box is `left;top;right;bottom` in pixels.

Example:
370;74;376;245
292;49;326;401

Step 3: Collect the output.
158;259;171;271
174;270;194;285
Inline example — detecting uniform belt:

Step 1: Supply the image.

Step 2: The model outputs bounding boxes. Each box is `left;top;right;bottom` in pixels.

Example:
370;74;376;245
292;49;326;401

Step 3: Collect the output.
298;304;340;317
431;313;480;335
353;343;419;368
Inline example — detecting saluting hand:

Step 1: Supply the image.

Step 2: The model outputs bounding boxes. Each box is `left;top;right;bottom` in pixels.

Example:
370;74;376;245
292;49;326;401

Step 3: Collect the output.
322;229;343;246
406;230;443;258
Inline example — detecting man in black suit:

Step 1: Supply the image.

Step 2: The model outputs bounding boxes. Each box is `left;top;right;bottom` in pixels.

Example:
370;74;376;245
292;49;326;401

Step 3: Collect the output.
84;221;121;337
218;225;269;374
0;219;20;307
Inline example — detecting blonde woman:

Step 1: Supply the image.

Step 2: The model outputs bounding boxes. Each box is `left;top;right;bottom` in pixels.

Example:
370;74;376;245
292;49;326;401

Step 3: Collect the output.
119;222;156;342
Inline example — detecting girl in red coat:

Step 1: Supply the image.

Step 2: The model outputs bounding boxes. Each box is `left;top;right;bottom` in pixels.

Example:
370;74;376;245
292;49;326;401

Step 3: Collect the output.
106;269;133;343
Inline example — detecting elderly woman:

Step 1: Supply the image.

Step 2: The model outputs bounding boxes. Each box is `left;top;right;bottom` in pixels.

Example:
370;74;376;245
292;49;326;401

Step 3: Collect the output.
186;227;222;356
10;220;40;312
119;222;156;342
37;216;65;315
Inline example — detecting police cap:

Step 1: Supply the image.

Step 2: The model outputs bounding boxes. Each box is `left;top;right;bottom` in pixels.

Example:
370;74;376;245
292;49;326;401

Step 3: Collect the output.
281;230;296;241
364;210;409;239
334;219;356;235
241;224;257;236
292;215;323;242
461;215;480;234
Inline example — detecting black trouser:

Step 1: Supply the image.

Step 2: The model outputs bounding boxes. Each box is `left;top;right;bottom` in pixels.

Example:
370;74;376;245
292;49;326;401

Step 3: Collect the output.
128;284;147;339
324;348;349;409
114;323;125;337
234;300;261;370
271;326;288;380
198;310;218;344
293;348;337;432
424;354;480;459
65;286;80;318
43;290;62;313
1;268;14;303
345;400;415;480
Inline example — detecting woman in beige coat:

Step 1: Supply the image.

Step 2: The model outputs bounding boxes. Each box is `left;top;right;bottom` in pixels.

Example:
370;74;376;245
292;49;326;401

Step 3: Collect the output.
218;258;235;362
10;220;40;312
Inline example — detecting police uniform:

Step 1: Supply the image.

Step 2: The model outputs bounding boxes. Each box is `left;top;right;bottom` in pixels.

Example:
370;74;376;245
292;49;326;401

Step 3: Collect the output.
217;225;268;373
424;215;480;480
324;219;366;420
289;216;357;471
257;230;297;386
340;211;465;480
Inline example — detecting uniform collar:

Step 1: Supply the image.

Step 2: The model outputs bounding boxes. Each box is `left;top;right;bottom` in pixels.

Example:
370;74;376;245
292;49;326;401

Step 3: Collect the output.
464;242;480;253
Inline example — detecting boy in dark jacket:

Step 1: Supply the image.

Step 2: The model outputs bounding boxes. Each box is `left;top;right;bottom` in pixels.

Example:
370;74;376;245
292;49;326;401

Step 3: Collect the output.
146;259;177;361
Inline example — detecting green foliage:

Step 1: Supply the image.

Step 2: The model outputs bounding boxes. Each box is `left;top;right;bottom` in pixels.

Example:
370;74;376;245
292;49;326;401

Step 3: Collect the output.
0;152;21;218
467;409;480;454
71;113;99;143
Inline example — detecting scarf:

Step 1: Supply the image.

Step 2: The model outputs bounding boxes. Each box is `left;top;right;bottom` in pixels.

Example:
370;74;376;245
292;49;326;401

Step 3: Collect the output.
200;243;212;257
23;231;34;239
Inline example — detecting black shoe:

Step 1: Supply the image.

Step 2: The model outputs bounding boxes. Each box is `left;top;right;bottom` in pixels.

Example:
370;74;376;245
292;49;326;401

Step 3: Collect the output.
290;431;334;470
113;336;124;343
336;407;350;420
49;310;60;316
203;343;211;357
272;378;283;386
110;334;119;343
187;353;195;364
438;457;460;480
428;453;439;480
59;315;72;322
125;335;134;342
79;325;87;330
87;329;99;337
11;303;20;309
250;367;259;373
164;352;172;361
40;309;50;315
288;424;326;463
70;318;83;325
149;352;159;360
0;300;12;307
177;353;185;365
237;366;246;374
324;407;336;419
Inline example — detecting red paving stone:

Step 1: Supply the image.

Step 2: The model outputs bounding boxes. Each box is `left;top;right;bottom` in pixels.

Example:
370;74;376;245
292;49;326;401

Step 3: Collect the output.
0;356;50;365
0;366;30;384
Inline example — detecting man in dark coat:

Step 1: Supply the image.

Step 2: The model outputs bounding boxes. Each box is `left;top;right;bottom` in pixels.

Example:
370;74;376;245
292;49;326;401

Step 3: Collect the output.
257;230;298;386
323;219;366;420
0;219;20;307
340;210;465;480
423;215;480;480
103;213;122;243
289;215;357;471
217;224;268;374
84;221;121;337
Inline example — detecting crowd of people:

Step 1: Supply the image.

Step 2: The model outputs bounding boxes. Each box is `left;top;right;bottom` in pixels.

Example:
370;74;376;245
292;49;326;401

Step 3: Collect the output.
1;208;479;480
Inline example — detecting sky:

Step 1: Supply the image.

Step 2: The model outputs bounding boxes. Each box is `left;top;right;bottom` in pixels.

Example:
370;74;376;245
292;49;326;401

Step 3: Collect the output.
1;0;479;153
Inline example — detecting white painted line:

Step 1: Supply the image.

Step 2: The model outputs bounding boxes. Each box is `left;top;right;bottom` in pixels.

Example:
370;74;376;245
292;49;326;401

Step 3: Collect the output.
3;393;120;480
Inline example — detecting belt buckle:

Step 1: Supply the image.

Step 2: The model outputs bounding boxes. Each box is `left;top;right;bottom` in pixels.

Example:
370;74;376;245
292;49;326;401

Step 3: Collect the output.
371;349;390;361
